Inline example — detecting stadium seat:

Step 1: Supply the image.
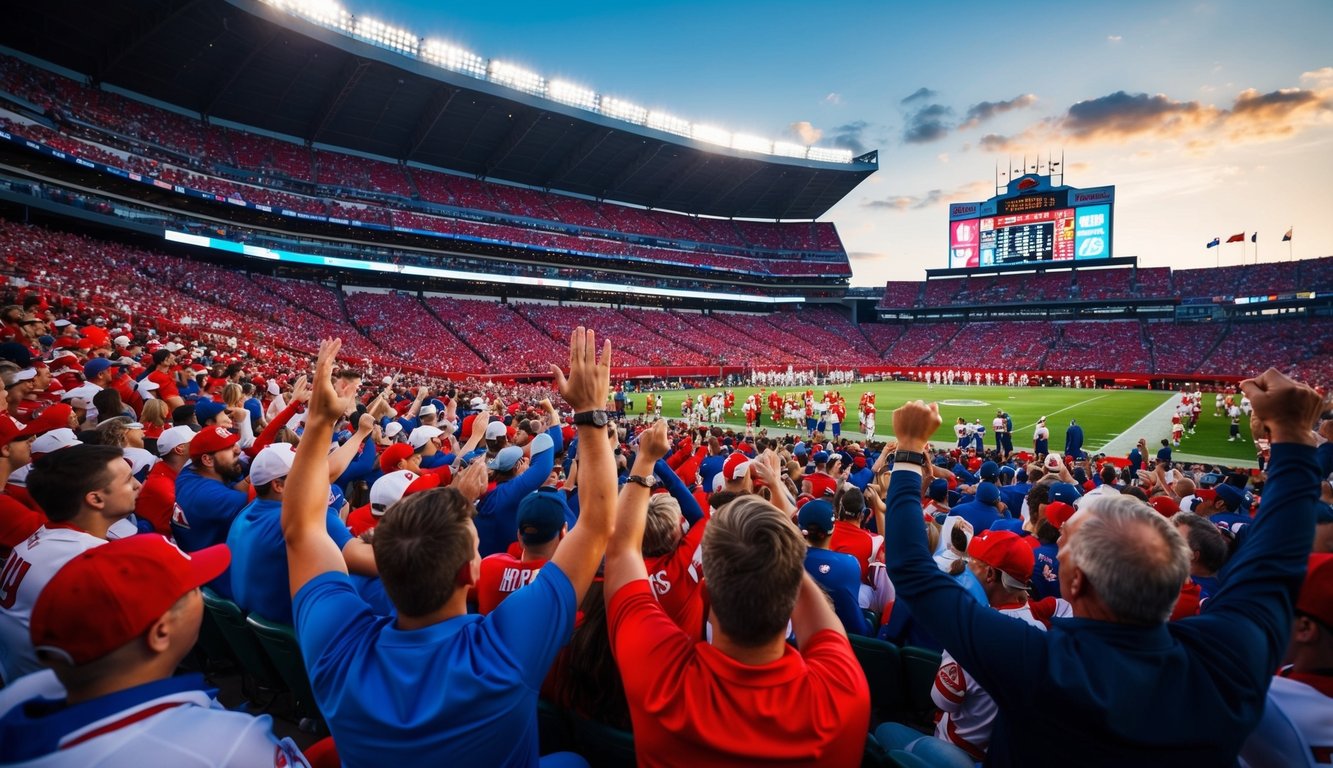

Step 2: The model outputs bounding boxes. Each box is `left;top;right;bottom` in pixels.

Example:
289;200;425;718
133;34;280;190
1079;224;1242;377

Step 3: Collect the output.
848;633;906;725
246;613;325;732
899;646;944;730
200;588;286;702
570;713;637;768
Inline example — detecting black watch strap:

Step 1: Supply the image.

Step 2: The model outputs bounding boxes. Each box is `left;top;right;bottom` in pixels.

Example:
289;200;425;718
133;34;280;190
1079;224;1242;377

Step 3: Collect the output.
893;450;929;468
572;409;609;427
626;475;657;488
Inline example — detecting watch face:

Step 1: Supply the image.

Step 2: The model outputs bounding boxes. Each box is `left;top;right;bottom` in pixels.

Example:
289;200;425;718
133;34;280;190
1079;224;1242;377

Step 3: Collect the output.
592;410;609;427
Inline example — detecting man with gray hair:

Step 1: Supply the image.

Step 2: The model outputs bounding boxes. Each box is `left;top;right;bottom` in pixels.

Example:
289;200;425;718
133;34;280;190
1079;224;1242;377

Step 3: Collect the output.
879;368;1324;765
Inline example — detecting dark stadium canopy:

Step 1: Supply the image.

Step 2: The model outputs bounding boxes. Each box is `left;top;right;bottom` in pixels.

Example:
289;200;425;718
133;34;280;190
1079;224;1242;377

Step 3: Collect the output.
4;0;877;220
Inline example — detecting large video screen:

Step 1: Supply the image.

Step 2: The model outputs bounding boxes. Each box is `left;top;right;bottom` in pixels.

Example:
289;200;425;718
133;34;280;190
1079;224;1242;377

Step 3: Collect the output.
948;180;1113;269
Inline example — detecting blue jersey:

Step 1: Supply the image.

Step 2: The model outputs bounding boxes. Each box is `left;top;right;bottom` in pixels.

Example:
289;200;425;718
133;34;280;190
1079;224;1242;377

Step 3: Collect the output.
228;498;353;624
293;562;577;767
948;501;1004;534
1032;542;1061;600
173;466;249;598
804;548;869;636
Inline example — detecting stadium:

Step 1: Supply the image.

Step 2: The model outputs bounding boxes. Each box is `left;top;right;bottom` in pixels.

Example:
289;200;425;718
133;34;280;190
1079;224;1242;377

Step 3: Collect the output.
0;0;1329;766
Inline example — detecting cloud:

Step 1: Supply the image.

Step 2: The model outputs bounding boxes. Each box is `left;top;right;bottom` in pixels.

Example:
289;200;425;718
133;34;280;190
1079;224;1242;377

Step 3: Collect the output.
1107;34;1122;42
903;103;953;143
959;94;1037;129
1062;90;1221;141
863;180;992;212
1225;87;1331;140
901;87;937;104
827;121;869;154
1302;67;1333;89
787;121;823;145
824;92;842;105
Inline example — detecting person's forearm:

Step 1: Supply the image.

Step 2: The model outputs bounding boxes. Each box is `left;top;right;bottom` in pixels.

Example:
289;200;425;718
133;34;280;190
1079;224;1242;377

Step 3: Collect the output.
792;572;845;645
283;415;334;541
654;459;703;525
343;538;378;576
248;398;302;458
328;429;371;482
576;425;615;536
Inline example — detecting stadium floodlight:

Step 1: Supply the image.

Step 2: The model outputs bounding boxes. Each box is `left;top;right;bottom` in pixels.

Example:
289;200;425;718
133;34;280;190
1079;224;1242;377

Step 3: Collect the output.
600;96;648;125
772;141;808;159
353;16;417;55
548;79;598;111
489;60;545;96
730;133;771;155
647;110;691;138
691;124;731;148
806;146;854;163
263;0;352;30
421;39;487;79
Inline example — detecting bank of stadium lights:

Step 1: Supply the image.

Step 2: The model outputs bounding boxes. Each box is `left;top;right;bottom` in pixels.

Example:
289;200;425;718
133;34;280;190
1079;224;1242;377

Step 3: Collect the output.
548;80;598;111
258;0;857;164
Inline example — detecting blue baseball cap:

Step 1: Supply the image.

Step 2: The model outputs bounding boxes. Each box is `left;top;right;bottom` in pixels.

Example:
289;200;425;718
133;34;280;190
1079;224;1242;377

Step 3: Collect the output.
798;499;835;535
1049;482;1082;505
978;461;999;481
83;357;113;380
1214;483;1247;512
195;399;227;424
999;466;1016;480
516;488;568;544
488;445;524;472
976;482;1001;506
812;451;830;464
928;478;949;502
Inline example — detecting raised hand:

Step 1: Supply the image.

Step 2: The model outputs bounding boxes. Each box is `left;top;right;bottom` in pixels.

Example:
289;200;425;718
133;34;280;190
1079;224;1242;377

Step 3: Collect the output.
550;327;611;413
1240;368;1324;445
308;339;353;426
451;459;489;503
637;419;670;463
290;375;311;404
892;400;941;453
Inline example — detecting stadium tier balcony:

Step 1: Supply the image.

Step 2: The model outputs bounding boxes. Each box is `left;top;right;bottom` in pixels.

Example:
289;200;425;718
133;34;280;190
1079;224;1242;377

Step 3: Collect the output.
344;291;486;373
687;217;746;248
922;278;966;306
764;307;879;362
1298;255;1333;290
1199;319;1333;380
1145;323;1226;375
1134;267;1172;299
544;196;609;229
1074;267;1134;301
921;321;1053;369
515;304;709;367
1234;260;1301;297
226;131;314;182
1044;320;1151;372
423;296;567;371
1173;264;1247;299
859;323;905;355
878;281;922;309
881;324;956;365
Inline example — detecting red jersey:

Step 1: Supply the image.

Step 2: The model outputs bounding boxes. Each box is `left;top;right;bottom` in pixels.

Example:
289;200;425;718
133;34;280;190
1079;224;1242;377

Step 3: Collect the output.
806;472;837;499
147;369;180;401
475;552;549;615
643;521;707;641
830;520;882;584
135;461;178;535
607;580;869;767
0;493;44;550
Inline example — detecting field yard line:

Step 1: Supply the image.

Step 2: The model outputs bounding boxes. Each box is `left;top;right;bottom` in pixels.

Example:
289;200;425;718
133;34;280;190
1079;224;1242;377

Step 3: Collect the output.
1010;394;1110;434
1097;393;1181;456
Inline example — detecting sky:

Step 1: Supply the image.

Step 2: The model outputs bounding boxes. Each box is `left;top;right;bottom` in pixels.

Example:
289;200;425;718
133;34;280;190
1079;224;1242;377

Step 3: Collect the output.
341;0;1331;285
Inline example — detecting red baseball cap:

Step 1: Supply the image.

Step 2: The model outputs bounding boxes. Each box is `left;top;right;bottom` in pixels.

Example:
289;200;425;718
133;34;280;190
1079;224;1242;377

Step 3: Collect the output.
24;403;74;436
1043;501;1077;530
722;452;751;481
0;417;38;444
30;535;229;665
1296;553;1333;628
967;529;1034;586
379;443;415;473
189;425;240;458
1148;495;1180;518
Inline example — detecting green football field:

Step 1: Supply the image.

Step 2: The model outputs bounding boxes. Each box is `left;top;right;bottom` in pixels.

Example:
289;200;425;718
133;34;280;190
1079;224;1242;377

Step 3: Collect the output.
631;383;1260;466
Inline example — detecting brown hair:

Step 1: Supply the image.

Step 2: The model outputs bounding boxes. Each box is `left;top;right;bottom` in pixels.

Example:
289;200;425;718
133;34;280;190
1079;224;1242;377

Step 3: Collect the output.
642;494;683;558
140;399;169;428
701;496;805;647
372;487;476;618
551;580;631;730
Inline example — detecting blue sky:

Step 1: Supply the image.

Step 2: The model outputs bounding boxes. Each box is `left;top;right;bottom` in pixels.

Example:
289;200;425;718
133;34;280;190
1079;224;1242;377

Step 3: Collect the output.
345;0;1331;284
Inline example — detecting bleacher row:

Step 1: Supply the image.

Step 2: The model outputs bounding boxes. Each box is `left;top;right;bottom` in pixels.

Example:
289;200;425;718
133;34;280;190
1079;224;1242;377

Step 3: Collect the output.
0;55;849;279
881;258;1333;308
6;218;1332;382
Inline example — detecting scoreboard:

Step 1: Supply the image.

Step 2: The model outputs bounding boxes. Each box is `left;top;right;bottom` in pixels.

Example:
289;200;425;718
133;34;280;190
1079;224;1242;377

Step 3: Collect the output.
948;177;1114;268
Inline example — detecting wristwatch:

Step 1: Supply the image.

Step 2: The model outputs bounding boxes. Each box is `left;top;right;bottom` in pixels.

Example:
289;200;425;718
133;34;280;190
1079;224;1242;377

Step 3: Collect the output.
892;450;930;468
572;410;610;427
625;475;658;489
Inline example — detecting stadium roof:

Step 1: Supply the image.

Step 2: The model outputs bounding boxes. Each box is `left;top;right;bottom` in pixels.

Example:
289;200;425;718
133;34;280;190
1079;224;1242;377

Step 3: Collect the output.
4;0;877;220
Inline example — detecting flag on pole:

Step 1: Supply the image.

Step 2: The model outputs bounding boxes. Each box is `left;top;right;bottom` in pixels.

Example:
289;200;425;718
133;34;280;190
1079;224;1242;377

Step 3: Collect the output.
1282;228;1293;242
1251;232;1257;243
1206;237;1220;248
1226;232;1245;243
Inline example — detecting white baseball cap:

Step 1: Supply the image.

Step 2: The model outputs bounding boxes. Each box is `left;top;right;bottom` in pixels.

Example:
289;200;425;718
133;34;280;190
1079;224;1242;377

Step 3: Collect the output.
113;335;131;348
419;404;438;418
384;422;404;439
32;428;81;454
137;379;160;399
249;443;298;486
1044;453;1064;471
484;421;507;440
409;425;444;450
369;470;440;513
157;425;197;457
122;446;158;476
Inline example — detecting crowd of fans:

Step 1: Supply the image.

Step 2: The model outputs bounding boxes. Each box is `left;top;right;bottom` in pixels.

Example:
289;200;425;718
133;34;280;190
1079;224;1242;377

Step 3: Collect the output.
0;54;853;282
0;308;1326;766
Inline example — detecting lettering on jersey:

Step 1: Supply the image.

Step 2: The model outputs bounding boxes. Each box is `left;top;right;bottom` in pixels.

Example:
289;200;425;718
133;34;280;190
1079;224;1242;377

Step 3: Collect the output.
934;661;966;703
0;555;33;610
171;504;190;529
648;569;671;596
497;566;541;593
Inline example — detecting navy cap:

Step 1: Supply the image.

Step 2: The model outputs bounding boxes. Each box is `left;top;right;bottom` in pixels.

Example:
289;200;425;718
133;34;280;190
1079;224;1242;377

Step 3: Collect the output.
928;478;949;502
976;482;1001;506
798;499;836;535
194;399;227;424
1049;482;1082;505
516;488;568;545
813;450;830;464
1214;483;1247;512
979;461;999;481
83;357;113;379
999;465;1016;480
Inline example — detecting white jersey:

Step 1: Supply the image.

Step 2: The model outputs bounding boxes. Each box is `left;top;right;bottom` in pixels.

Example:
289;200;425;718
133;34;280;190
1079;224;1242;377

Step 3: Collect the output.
932;603;1046;759
954;424;968;440
0;526;105;683
1240;672;1333;768
0;670;310;767
992;417;1006;434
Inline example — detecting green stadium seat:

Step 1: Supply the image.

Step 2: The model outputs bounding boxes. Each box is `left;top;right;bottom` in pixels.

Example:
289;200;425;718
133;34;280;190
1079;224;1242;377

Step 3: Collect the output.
848;633;906;725
200;587;285;700
245;613;324;732
899;646;944;730
570;713;636;768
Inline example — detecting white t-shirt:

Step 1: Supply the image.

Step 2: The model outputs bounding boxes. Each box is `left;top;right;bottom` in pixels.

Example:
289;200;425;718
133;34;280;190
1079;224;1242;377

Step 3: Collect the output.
1239;672;1333;768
